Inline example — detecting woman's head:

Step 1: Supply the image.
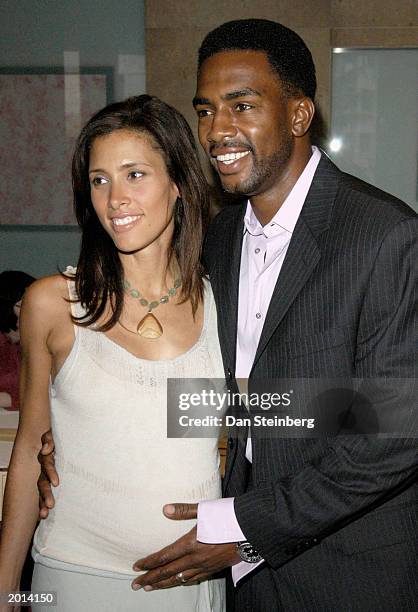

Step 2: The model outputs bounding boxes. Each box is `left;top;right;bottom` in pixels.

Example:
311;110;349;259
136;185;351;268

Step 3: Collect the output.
0;270;36;338
71;95;210;329
73;95;208;252
87;129;180;256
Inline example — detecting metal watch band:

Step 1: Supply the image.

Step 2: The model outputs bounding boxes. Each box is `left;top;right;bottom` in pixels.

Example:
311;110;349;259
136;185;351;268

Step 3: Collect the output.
236;540;263;563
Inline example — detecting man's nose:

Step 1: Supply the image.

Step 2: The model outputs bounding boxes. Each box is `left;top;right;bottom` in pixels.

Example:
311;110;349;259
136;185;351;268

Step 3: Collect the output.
207;108;236;143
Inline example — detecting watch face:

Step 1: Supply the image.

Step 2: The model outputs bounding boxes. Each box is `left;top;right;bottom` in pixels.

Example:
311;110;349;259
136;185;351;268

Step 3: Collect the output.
237;541;262;563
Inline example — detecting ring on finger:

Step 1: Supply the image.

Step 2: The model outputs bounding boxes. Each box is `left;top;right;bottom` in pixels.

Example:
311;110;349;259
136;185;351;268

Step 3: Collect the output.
176;572;188;584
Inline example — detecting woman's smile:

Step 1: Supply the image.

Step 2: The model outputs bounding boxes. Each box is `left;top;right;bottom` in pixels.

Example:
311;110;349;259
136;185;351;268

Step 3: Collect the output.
110;213;144;232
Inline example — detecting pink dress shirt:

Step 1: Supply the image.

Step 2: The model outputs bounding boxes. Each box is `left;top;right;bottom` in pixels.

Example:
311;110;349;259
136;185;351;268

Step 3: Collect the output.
197;147;322;584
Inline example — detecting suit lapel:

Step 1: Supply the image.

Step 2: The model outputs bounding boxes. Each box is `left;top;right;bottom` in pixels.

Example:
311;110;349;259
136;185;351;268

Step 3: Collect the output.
215;204;246;372
213;205;247;492
251;153;340;370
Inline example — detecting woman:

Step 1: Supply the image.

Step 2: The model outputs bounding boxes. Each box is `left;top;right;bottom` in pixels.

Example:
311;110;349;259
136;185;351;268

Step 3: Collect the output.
0;270;35;410
0;95;225;611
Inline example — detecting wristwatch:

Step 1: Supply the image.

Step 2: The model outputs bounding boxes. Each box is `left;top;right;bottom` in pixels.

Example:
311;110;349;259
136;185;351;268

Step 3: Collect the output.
236;541;263;563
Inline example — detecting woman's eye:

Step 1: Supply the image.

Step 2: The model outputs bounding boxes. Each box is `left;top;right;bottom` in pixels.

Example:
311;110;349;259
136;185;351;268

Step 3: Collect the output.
91;176;107;186
128;170;144;180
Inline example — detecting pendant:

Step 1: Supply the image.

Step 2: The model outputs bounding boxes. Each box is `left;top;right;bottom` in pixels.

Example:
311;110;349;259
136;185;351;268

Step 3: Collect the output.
136;312;163;339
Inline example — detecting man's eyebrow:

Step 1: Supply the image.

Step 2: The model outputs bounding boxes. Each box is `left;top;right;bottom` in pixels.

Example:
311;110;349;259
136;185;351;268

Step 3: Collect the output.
193;88;262;107
193;96;209;107
223;88;262;100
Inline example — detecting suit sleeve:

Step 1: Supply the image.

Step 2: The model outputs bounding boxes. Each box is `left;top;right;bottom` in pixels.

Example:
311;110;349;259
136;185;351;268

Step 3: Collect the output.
233;217;418;569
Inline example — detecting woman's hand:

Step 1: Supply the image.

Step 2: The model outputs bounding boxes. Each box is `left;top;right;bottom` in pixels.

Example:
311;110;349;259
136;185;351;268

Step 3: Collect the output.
37;429;59;519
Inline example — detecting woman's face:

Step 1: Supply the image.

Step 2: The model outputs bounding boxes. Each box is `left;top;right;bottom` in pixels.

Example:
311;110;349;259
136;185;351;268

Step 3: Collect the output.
88;129;179;254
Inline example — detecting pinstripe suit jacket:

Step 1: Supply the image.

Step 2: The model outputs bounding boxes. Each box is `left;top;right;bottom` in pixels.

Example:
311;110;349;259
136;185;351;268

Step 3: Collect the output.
204;154;417;611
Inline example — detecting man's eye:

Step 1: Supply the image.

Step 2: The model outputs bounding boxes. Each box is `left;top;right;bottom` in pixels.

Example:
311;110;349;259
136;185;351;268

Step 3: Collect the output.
235;103;252;112
196;109;212;118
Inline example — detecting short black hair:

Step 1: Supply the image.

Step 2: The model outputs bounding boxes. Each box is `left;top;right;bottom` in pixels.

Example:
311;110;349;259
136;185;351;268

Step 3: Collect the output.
0;270;35;333
198;19;316;100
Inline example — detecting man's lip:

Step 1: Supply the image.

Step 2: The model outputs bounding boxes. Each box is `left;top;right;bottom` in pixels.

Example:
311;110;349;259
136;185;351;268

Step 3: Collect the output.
210;147;251;158
213;152;251;175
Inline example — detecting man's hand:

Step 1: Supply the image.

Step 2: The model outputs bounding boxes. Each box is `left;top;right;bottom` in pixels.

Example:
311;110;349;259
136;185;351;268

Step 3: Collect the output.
131;503;240;591
37;429;59;519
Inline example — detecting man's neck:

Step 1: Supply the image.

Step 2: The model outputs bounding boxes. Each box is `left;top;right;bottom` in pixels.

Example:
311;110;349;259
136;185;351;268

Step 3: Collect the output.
250;145;313;226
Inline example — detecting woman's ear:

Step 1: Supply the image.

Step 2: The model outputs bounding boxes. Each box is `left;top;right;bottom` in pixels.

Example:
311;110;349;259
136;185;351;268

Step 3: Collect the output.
170;182;180;204
291;97;315;138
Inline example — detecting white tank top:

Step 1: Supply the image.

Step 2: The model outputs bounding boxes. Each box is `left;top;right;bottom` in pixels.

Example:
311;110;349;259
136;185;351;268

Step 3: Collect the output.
33;269;225;575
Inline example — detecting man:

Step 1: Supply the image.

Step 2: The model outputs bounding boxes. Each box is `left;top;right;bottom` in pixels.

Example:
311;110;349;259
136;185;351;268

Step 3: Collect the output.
39;20;417;611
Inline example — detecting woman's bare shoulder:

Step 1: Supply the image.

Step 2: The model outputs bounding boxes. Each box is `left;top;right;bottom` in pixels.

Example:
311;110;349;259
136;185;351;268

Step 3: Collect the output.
22;274;71;320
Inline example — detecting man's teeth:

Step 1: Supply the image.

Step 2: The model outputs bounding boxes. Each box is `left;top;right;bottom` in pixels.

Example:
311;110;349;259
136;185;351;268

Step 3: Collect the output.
216;151;250;165
112;215;139;226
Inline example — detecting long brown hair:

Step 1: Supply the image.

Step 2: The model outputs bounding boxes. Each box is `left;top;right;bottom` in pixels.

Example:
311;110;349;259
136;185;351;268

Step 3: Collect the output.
70;95;210;330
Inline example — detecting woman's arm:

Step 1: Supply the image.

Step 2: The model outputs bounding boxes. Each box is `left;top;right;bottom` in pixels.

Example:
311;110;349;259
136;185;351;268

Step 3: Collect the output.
0;280;57;590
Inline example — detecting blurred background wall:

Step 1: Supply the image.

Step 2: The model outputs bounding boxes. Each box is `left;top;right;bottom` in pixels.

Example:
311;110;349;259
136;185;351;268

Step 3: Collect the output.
0;0;145;277
1;1;417;278
145;0;418;208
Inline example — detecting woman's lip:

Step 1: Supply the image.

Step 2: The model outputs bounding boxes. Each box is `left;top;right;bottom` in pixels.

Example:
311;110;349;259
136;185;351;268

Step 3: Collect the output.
110;214;143;232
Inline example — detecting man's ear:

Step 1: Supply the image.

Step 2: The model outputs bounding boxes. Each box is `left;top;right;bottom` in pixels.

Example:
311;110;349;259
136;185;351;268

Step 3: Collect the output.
291;97;315;137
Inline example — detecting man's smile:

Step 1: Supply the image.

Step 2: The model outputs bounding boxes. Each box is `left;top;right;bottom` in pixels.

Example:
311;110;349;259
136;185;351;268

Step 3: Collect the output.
215;151;250;165
210;147;252;175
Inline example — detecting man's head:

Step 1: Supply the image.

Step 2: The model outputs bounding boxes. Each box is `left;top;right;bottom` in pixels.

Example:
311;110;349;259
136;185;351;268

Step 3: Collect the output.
194;19;316;200
198;19;316;101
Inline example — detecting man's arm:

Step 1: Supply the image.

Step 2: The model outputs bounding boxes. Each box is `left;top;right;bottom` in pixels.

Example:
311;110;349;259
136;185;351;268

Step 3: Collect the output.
233;217;417;567
133;217;417;588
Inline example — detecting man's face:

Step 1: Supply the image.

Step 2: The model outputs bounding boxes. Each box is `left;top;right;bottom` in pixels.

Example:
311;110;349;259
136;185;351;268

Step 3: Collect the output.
194;50;294;196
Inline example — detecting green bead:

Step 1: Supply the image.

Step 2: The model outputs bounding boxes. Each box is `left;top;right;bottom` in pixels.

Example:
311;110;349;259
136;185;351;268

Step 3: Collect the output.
130;289;140;298
168;288;176;296
149;301;159;309
174;279;181;289
123;279;130;290
140;298;148;306
160;296;169;304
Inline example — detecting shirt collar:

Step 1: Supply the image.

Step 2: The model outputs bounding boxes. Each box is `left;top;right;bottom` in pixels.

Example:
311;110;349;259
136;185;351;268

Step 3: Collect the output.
243;146;322;238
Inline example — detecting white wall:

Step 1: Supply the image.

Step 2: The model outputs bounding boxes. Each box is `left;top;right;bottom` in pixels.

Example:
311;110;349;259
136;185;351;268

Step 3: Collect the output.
329;48;418;212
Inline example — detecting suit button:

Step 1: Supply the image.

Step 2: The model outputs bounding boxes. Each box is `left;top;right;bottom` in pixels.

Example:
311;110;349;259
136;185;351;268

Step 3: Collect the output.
227;368;233;380
228;438;235;449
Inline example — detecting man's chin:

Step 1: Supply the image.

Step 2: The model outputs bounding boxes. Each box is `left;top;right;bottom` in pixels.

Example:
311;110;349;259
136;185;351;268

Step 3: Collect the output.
219;176;255;196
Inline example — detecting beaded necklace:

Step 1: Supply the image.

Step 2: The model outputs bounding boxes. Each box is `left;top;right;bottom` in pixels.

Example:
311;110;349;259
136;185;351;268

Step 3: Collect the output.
119;278;181;339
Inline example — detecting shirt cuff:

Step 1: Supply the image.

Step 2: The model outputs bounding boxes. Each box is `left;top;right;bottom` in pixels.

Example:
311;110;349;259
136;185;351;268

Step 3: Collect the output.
232;558;264;586
197;497;245;543
197;497;264;585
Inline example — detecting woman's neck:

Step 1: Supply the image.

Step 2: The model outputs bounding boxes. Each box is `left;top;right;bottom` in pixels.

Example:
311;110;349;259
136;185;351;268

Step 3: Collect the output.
119;243;179;300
